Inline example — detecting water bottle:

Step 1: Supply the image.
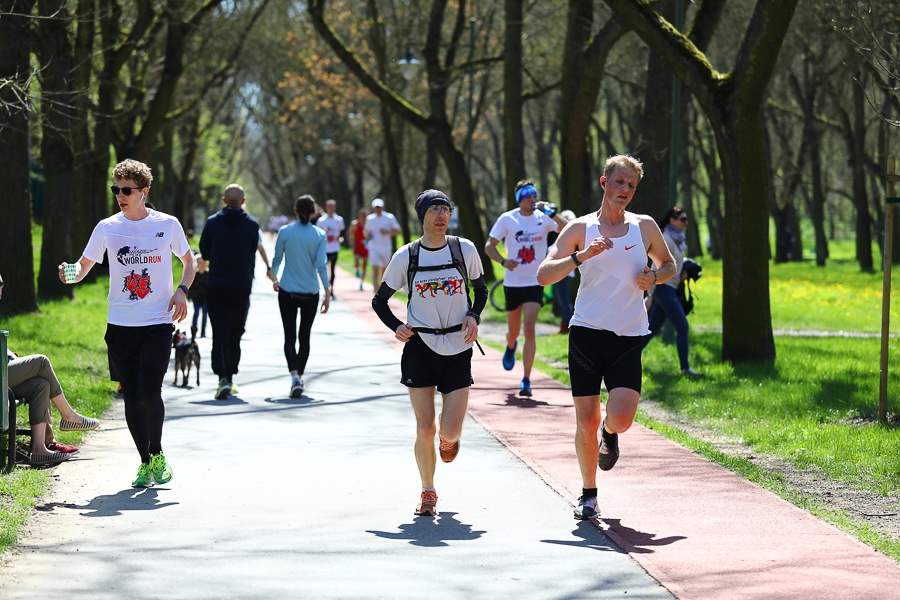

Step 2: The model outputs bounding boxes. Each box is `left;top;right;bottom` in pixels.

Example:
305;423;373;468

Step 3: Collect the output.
539;202;557;216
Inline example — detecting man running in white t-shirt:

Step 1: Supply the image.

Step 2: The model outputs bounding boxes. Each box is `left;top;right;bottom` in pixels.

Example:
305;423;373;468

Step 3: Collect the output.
485;180;566;397
316;199;345;299
372;189;487;517
364;198;400;292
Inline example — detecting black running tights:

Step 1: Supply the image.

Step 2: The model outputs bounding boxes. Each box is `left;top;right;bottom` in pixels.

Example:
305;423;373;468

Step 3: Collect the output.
278;289;319;375
105;323;172;463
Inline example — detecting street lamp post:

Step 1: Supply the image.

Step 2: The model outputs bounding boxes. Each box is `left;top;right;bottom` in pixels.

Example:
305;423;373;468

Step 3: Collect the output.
397;46;421;82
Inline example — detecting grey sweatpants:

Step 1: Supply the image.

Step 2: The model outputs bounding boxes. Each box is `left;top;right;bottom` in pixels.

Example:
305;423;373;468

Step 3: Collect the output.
8;354;60;426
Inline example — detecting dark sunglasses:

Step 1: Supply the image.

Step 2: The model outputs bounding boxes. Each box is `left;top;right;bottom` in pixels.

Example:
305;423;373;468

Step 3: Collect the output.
678;215;688;222
110;185;144;196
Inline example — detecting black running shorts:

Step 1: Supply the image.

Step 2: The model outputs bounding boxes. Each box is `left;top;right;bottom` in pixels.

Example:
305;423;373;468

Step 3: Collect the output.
504;284;544;311
400;333;473;394
568;326;648;397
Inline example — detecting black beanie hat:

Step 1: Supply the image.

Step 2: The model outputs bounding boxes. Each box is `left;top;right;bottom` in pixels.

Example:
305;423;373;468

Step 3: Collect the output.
414;189;451;222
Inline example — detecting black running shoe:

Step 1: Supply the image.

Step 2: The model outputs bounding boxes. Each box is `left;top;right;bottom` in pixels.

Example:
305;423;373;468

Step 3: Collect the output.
574;495;599;520
598;417;619;471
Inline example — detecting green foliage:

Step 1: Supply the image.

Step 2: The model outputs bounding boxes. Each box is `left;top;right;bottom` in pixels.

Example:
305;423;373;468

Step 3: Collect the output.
667;256;900;333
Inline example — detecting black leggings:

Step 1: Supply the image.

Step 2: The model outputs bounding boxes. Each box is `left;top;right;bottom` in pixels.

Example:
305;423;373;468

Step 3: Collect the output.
326;252;338;287
278;289;319;374
105;323;172;463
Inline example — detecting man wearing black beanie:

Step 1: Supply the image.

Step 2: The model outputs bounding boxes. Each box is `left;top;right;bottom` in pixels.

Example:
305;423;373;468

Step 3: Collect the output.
372;189;488;517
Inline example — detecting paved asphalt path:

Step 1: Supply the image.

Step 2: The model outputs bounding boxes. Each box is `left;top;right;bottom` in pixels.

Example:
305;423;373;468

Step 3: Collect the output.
4;240;900;599
0;259;671;599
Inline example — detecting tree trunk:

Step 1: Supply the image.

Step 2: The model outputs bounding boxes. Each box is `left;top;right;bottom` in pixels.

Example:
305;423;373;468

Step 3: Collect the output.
503;0;526;204
634;0;676;220
559;11;627;216
851;77;873;271
71;0;96;258
36;0;76;300
0;0;39;314
808;124;829;267
381;106;411;242
716;110;776;362
604;0;798;362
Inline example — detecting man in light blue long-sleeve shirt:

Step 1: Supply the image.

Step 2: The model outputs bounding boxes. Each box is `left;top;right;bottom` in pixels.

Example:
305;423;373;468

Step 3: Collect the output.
269;195;332;398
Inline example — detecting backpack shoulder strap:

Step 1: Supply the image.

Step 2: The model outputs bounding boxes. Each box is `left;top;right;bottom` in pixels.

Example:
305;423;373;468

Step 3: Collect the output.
447;236;471;309
406;240;421;296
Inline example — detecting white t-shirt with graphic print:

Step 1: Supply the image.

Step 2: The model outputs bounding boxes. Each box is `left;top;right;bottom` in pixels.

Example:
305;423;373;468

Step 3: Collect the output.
382;238;483;356
488;208;558;288
82;209;191;327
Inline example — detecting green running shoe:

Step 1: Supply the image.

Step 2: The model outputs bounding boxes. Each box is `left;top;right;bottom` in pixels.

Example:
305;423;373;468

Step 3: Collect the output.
150;452;173;484
132;463;153;487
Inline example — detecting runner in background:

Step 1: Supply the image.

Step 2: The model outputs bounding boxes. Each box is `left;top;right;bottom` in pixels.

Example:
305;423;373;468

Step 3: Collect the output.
485;180;566;397
316;199;345;299
351;208;369;291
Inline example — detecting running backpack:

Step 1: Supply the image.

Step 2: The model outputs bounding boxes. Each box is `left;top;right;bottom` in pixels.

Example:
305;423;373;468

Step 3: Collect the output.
406;236;471;308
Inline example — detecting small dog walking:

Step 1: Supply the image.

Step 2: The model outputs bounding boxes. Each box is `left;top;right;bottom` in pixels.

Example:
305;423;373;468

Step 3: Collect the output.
172;329;201;387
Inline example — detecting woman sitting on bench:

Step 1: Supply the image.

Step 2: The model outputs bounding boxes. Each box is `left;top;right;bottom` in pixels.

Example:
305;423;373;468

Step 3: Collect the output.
2;274;100;466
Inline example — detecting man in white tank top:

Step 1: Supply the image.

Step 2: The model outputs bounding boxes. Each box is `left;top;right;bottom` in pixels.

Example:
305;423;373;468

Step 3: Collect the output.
537;155;676;521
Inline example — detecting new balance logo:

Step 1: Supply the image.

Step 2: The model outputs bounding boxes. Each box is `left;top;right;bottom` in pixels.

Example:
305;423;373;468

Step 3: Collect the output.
156;232;165;237
625;244;637;251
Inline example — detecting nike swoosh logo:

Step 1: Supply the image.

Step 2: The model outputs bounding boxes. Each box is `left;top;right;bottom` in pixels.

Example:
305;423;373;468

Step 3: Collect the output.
625;244;637;251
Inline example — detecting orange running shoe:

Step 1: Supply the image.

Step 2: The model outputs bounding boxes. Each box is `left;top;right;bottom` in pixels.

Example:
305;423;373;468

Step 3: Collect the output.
438;438;460;463
415;490;438;516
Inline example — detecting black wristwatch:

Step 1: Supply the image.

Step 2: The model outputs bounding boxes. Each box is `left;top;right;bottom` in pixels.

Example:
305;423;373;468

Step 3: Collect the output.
466;310;481;325
177;284;190;295
571;252;583;267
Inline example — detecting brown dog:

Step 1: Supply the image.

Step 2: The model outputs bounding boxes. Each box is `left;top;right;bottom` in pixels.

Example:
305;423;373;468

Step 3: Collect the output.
172;329;201;387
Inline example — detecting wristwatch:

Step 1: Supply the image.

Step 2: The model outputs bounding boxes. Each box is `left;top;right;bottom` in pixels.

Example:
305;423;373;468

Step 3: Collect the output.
571;252;583;267
466;310;481;325
177;284;190;295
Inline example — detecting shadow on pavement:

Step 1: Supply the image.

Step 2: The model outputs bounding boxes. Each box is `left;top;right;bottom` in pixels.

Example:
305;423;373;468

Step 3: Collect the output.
264;396;325;405
497;394;551;408
36;488;177;518
602;518;687;554
190;397;248;406
367;512;486;547
173;393;407;422
540;520;621;553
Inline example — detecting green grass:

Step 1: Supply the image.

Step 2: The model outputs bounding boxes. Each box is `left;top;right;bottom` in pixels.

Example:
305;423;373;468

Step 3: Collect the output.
670;255;900;333
518;252;900;560
0;280;113;555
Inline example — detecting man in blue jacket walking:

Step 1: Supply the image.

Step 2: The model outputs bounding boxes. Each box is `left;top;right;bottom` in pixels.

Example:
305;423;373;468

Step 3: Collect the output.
199;183;270;399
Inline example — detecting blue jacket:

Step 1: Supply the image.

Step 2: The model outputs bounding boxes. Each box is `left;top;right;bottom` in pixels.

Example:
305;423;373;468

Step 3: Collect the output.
199;206;260;288
271;221;330;295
